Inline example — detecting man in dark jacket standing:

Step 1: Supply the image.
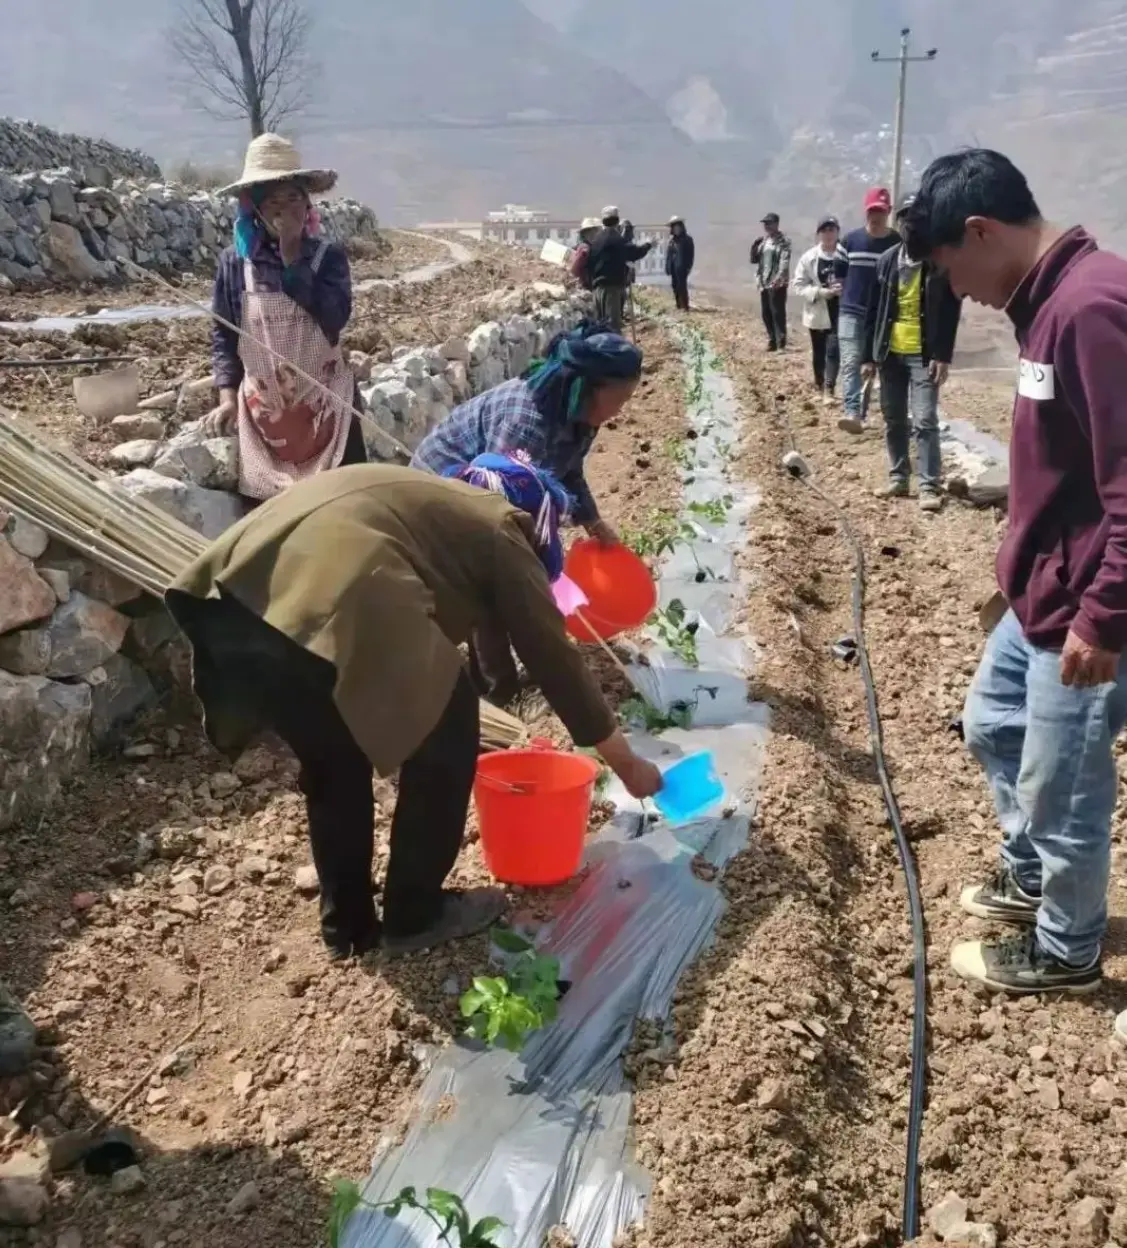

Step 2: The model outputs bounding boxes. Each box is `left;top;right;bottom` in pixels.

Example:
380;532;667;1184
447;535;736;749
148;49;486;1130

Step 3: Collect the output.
862;194;962;511
665;215;695;311
586;205;653;331
902;148;1127;1000
750;212;792;350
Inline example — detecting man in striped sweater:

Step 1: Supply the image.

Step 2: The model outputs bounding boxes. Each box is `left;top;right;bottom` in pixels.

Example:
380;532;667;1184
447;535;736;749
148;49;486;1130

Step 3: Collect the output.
837;188;901;433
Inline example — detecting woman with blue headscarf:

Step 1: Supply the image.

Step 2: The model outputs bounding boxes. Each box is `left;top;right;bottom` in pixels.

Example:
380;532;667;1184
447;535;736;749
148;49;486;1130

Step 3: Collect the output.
412;321;644;549
203;134;367;502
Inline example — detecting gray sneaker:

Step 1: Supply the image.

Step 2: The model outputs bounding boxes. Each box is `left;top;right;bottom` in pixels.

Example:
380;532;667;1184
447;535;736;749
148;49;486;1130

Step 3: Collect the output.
919;489;943;513
959;865;1040;925
382;887;507;958
837;416;865;435
874;480;910;500
0;982;36;1076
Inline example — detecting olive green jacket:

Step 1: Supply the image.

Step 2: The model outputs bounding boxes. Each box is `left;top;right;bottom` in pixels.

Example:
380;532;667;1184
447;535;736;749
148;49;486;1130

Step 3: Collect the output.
166;464;615;775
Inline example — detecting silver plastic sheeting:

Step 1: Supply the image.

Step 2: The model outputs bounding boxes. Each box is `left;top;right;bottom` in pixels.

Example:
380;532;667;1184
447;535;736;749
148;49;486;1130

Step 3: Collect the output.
344;327;767;1248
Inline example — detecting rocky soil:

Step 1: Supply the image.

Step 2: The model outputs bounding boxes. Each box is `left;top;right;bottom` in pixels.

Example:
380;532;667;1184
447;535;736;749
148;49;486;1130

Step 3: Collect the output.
0;284;685;1247
618;304;1127;1248
4;258;1121;1248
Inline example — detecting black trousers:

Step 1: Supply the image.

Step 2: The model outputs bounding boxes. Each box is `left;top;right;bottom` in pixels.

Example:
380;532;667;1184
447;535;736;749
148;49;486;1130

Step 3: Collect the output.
671;273;690;310
205;608;479;953
760;287;788;348
809;328;840;392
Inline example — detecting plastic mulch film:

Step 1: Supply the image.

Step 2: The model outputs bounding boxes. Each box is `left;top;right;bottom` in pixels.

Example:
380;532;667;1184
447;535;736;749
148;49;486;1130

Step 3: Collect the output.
343;327;767;1248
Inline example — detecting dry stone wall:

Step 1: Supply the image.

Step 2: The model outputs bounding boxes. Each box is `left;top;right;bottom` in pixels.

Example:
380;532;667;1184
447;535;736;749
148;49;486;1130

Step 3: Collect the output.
0;170;381;289
0;283;589;830
0;118;160;182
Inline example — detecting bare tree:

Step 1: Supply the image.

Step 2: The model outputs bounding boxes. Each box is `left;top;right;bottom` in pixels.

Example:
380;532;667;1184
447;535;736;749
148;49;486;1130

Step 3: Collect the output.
170;0;312;137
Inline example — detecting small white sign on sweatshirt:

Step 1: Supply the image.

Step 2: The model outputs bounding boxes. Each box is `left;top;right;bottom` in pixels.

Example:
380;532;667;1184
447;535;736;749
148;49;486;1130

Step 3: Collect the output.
1017;358;1055;401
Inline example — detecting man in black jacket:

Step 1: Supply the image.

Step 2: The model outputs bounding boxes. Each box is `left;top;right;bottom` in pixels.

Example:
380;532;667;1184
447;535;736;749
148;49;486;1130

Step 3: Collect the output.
862;195;962;511
587;205;653;331
665;216;695;310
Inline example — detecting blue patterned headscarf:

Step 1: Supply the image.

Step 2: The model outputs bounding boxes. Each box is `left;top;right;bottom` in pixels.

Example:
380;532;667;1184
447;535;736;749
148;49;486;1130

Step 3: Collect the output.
443;451;573;580
523;321;643;424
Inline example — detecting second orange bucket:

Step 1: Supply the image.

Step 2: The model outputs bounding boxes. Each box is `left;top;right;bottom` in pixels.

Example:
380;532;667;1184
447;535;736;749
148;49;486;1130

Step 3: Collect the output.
563;539;656;642
474;746;600;886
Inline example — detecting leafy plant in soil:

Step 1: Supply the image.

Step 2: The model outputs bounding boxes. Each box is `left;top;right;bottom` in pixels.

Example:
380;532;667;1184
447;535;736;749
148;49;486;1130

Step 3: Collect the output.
459;927;562;1051
653;598;699;666
687;494;734;525
328;1181;504;1248
619;695;694;733
665;436;695;470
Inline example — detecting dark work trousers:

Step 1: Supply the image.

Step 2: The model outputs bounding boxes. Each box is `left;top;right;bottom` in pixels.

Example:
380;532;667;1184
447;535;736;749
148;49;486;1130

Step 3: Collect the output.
671;273;690;311
468;620;521;706
203;607;480;954
593;284;627;332
809;330;841;391
760;286;788;349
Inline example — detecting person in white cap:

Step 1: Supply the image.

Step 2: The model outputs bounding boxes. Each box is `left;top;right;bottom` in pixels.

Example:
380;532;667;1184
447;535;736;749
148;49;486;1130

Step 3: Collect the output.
203;133;368;503
586;206;653;331
665;215;695;311
569;217;602;290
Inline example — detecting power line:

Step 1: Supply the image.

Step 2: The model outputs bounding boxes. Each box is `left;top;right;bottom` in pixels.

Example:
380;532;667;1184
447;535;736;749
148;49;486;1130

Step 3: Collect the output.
871;28;938;207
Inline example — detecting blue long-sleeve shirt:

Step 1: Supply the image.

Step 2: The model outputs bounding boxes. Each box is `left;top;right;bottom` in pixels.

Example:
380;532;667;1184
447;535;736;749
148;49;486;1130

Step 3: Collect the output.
410;377;600;524
839;226;901;319
210;236;353;389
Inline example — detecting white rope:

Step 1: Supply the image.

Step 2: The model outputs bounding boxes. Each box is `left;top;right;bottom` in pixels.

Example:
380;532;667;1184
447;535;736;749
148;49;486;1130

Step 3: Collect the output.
119;257;415;463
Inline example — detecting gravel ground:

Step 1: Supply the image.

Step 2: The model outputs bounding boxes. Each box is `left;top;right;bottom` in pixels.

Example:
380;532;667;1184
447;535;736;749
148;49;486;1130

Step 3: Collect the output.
7;264;1122;1248
620;304;1127;1248
0;304;685;1248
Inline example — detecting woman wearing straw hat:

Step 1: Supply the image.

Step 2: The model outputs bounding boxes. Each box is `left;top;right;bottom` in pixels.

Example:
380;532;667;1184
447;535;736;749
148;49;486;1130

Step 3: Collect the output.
166;462;662;961
203;133;368;502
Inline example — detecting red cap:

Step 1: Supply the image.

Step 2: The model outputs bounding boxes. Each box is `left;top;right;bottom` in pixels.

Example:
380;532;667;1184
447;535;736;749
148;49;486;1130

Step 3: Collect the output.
864;187;892;213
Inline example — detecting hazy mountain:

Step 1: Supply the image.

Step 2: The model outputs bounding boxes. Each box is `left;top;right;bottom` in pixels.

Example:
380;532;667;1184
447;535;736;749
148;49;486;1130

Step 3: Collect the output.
526;0;1127;245
0;0;758;257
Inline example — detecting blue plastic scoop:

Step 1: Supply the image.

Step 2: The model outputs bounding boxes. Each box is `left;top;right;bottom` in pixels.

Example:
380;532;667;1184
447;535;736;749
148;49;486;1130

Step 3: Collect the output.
653;751;725;826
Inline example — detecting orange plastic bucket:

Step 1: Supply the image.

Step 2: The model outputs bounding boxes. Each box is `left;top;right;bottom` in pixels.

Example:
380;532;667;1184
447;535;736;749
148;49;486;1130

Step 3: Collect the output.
474;745;600;886
563;539;656;642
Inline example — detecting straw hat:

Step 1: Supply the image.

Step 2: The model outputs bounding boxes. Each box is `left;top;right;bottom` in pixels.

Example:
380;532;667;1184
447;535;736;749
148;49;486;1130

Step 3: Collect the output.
222;133;337;196
579;216;601;231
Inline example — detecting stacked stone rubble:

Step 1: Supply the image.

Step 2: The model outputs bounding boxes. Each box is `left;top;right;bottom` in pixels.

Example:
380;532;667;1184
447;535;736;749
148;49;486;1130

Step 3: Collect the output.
0;283;588;830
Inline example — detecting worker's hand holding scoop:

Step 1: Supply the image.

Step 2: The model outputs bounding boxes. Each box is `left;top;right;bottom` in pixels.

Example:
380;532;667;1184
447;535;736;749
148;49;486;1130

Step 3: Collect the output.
596;728;663;798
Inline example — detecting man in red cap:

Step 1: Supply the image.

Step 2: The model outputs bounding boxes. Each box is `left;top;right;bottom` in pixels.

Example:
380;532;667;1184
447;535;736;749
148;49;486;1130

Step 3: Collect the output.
837;187;901;433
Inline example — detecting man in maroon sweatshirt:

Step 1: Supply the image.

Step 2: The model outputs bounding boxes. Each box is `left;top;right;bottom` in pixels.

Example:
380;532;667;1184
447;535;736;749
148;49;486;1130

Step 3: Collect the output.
901;149;1127;998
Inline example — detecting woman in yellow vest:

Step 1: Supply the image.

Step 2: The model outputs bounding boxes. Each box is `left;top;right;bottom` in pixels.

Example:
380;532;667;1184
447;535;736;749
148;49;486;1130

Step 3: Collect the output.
862;194;963;512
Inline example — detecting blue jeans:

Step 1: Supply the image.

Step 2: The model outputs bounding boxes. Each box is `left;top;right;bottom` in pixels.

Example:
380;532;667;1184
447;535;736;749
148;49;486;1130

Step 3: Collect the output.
838;313;866;419
962;609;1127;965
879;353;940;490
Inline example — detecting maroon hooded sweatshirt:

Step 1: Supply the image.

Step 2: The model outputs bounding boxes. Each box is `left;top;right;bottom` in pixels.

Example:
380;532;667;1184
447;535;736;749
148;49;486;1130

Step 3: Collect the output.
1001;226;1127;653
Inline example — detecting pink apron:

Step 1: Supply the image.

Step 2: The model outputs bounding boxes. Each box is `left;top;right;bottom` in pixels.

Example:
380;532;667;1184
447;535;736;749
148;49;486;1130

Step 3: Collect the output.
235;242;356;500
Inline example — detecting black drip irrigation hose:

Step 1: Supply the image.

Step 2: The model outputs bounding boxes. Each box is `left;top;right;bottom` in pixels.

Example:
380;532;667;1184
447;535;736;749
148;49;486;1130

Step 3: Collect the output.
781;423;928;1241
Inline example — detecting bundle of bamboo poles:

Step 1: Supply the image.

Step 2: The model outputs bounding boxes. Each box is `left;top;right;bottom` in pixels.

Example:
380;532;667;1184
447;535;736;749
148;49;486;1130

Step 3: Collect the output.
0;409;526;749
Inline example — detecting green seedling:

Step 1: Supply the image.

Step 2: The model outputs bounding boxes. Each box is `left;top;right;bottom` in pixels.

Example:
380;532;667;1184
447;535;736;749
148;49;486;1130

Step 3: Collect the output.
328;1182;504;1248
687;495;734;525
459;927;562;1052
665;437;695;470
652;598;699;667
619;695;694;734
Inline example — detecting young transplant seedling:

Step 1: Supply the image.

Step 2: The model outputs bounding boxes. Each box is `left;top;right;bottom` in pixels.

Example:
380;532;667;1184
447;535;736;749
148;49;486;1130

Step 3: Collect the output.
459;928;562;1052
653;598;700;667
619;695;694;734
328;1182;504;1248
687;495;734;525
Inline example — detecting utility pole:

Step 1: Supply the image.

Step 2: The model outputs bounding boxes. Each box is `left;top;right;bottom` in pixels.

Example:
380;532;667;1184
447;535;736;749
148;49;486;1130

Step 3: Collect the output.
871;28;937;208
